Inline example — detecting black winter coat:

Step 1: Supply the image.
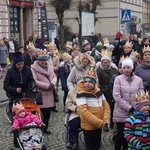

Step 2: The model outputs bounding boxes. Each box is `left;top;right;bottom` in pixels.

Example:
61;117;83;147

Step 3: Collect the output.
3;64;35;100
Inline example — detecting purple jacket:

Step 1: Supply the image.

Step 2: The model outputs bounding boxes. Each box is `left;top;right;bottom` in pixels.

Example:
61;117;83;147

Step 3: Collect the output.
113;74;143;122
135;64;150;89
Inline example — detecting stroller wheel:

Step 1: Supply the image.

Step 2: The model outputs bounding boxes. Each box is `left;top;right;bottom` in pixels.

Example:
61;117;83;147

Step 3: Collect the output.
41;144;47;150
66;142;71;149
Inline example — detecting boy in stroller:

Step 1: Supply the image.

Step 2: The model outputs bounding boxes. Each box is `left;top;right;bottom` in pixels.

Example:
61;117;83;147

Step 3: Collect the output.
11;100;44;150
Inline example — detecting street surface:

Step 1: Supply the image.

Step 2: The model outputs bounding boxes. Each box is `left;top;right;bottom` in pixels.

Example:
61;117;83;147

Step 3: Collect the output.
0;70;114;150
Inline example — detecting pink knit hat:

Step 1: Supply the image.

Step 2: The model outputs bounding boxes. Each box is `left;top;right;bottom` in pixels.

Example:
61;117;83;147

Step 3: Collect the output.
101;56;111;62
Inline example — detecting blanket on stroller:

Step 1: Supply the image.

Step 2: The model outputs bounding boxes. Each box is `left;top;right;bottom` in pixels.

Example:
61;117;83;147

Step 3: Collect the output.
18;122;42;150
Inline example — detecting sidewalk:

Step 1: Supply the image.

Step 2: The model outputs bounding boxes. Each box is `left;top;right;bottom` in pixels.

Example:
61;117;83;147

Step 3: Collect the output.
0;71;114;150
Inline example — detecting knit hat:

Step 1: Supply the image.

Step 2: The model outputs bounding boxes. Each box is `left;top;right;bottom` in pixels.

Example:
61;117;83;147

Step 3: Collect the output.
134;91;150;110
36;50;48;60
13;52;24;64
122;58;133;69
12;102;26;115
62;52;72;63
66;41;73;49
101;56;111;62
83;67;96;85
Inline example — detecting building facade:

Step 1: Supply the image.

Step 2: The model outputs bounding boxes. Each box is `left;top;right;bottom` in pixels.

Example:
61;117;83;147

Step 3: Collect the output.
0;0;150;45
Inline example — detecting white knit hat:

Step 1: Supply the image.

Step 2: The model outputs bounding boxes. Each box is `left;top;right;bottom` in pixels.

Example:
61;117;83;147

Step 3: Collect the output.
122;58;133;69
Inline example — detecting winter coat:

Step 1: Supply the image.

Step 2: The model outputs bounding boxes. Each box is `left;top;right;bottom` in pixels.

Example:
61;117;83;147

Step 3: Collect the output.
97;66;117;103
12;111;42;129
113;74;144;123
135;62;150;89
31;60;57;108
65;87;79;121
8;41;15;53
24;52;36;67
60;64;72;91
124;111;150;150
3;64;35;100
47;52;60;77
0;43;8;64
76;81;109;130
67;55;95;90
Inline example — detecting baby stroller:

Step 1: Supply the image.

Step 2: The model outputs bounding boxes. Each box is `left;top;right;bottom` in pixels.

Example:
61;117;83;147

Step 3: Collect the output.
11;98;46;150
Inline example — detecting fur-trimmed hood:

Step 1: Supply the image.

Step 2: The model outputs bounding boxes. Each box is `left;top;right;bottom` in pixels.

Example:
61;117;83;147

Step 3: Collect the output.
73;54;95;71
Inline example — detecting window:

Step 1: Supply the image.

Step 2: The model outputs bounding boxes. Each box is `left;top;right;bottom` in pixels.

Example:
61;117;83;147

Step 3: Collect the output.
10;7;19;32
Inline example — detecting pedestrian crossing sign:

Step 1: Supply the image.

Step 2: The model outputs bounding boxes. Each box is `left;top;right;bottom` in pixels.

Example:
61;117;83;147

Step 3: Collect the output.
121;9;131;22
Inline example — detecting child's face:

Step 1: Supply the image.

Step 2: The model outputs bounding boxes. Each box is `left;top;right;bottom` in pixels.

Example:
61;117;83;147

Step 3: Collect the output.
83;82;95;90
139;105;150;115
18;111;26;117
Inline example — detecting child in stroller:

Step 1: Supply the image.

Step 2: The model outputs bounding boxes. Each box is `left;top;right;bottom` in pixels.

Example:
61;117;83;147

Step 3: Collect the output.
11;98;45;150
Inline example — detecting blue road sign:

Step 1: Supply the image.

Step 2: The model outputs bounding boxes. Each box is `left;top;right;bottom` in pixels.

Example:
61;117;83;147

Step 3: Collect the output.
121;9;131;23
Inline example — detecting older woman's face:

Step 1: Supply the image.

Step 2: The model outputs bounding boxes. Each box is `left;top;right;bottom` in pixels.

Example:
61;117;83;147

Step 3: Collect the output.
101;59;110;68
143;52;150;63
122;65;132;77
123;45;132;53
38;60;47;65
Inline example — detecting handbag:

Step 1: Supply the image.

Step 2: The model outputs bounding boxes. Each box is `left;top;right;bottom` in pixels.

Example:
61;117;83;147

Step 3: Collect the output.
7;57;11;65
53;89;59;102
25;91;43;105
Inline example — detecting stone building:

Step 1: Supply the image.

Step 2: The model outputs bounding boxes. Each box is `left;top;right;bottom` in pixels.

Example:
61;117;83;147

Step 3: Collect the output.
0;0;150;45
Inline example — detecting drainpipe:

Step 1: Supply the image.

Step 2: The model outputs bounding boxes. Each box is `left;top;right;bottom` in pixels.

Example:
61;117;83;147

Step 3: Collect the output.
20;7;24;46
118;0;120;32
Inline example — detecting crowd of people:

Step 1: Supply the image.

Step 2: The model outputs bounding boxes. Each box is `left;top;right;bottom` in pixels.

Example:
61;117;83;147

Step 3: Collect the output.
1;32;150;150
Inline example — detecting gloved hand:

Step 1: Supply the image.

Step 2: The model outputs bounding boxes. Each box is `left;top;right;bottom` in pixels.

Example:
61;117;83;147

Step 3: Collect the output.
29;82;36;91
129;107;134;114
145;82;150;90
49;83;54;90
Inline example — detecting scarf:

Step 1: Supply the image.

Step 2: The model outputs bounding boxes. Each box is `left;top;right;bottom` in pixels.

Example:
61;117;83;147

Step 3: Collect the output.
141;61;150;69
77;81;100;95
100;64;111;71
38;63;48;71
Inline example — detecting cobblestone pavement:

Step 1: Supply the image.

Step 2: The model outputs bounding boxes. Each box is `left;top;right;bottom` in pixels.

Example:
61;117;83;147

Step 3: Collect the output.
0;71;114;150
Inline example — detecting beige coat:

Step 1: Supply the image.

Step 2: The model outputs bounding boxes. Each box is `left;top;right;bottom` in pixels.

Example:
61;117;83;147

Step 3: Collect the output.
65;87;79;121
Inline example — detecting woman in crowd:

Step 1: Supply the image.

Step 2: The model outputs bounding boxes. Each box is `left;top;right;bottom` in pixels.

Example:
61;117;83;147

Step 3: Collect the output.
137;37;149;56
135;46;150;91
31;50;57;134
47;43;60;112
67;53;95;90
113;58;144;150
60;53;73;111
119;41;133;62
97;50;117;129
3;51;36;147
0;39;8;71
